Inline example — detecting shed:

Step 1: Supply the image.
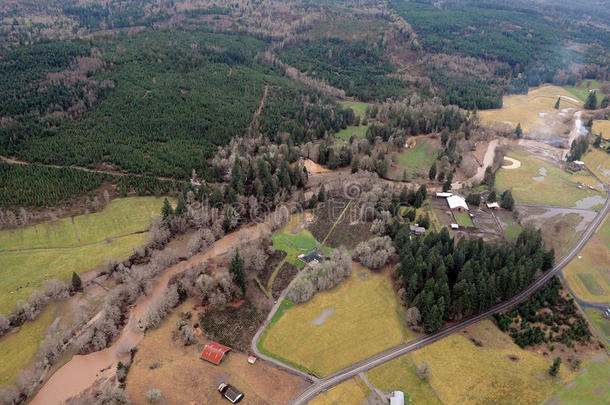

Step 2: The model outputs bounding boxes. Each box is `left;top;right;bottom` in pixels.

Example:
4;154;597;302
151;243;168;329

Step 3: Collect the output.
436;192;453;198
248;355;257;364
451;223;459;230
390;391;405;405
298;249;324;264
486;202;500;210
447;195;469;211
410;225;426;236
201;342;231;365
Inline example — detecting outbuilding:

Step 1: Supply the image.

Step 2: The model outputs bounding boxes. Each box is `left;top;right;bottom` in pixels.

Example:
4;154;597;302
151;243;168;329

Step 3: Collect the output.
447;195;469;211
486;202;500;210
201;342;231;365
451;223;459;230
436;192;453;198
410;225;426;236
390;391;405;405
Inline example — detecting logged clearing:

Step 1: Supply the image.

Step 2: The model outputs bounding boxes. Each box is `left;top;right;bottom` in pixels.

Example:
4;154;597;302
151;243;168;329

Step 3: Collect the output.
0;197;164;251
126;301;309;405
562;216;610;303
260;265;411;376
495;152;602;207
407;319;580;405
479;85;581;134
0;304;56;385
546;356;610;404
309;378;370;405
366;355;442;404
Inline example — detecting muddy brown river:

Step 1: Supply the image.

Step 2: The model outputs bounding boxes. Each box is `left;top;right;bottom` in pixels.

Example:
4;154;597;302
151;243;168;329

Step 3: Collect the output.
30;225;259;405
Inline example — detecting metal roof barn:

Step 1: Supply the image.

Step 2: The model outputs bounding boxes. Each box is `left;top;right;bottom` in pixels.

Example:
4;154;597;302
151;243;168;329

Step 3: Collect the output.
201;342;231;365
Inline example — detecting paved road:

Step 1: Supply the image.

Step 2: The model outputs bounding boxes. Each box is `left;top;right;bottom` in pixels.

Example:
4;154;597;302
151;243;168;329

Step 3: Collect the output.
289;187;610;405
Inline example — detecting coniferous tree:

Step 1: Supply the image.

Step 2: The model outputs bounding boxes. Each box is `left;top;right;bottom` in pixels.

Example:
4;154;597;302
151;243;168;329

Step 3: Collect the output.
230;248;246;295
161;198;173;219
515;123;523;138
601;96;610;109
549;357;561;376
428;163;437;181
318;185;326;202
584;91;598;110
554;97;560;109
72;272;82;291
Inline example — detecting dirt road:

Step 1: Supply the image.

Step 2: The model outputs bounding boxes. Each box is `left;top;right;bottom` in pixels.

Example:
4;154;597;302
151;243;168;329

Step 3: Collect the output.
471;139;498;184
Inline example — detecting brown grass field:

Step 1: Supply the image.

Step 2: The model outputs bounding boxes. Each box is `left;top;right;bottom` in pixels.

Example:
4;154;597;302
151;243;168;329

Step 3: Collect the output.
591;120;610;137
583;148;610;182
309;378;370;405
479;85;581;134
126;300;309;404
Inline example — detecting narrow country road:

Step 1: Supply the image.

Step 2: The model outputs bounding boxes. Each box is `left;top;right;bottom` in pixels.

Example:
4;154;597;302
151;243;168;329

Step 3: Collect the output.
287;187;610;404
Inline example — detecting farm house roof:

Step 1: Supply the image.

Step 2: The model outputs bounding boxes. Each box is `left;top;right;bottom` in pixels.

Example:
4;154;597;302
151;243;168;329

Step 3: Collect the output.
447;195;469;211
201;342;231;365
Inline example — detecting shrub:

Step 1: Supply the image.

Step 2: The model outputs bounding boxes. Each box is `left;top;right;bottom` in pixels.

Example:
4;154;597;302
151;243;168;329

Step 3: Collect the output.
146;388;162;403
352;236;395;269
416;361;431;380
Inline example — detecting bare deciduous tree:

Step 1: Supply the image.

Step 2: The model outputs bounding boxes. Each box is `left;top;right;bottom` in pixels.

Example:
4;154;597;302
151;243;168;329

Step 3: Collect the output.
416;361;432;381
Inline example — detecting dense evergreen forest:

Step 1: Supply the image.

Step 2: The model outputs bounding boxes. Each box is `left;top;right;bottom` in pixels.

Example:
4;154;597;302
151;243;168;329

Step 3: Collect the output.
278;38;406;101
394;227;555;332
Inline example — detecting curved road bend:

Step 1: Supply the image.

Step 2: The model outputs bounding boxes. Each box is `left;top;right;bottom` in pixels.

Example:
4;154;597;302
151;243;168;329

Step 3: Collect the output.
289;189;610;405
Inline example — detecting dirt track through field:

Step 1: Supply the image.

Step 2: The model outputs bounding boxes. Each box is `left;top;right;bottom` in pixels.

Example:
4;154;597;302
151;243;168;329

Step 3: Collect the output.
472;139;498;184
30;225;259;405
502;157;521;169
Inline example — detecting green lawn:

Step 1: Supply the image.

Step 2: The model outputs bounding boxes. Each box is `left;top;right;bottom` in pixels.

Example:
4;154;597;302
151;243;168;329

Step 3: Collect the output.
0;197;164;251
495;152;603;207
547;357;610;404
577;274;606;296
497;210;522;241
454;210;474;228
272;230;329;269
565;80;607;103
395;139;439;179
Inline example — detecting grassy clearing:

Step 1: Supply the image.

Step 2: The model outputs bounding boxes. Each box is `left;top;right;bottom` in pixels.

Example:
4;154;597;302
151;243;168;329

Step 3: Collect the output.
495;152;602;207
592;120;610;137
419;200;442;233
565;80;607;102
454;211;474;228
272;230;329;269
126;300;308;404
0;232;147;315
335;101;371;145
309;377;370;405
259;265;411;377
480;85;581;132
366;355;441;404
546;357;610;404
407;319;579;405
583;147;610;183
339;101;371;119
586;309;610;341
563;217;610;303
577;274;606;296
496;210;522;241
0;304;56;386
394;139;439;179
0;197;164;251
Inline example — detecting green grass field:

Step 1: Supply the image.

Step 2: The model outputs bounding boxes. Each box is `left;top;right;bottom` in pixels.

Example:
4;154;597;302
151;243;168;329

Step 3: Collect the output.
335;101;372;145
272;229;329;269
259;265;411;377
577;274;606;296
496;210;522;241
546;357;610;404
495;152;603;207
565;80;607;103
0;303;57;385
339;101;371;119
394;139;439;179
0;197;163;315
454;211;474;228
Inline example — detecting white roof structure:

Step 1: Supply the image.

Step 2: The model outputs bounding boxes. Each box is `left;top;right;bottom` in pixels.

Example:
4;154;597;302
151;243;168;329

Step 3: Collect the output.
436;192;453;198
486;202;500;209
451;223;459;229
447;195;469;210
390;391;405;405
573;160;585;165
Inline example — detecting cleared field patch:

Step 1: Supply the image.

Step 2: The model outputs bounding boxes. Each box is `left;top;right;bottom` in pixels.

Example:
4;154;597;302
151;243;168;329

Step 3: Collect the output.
0;304;56;386
408;319;580;405
335;124;368;144
454;211;474;228
496;210;522;241
366;355;441;404
0;232;147;315
339;101;371;118
309;378;370;405
586;309;610;341
391;138;439;179
562;217;610;304
272;230;328;269
546;356;610;404
0;197;164;251
259;265;411;377
126;300;309;405
479;85;581;134
495;152;601;207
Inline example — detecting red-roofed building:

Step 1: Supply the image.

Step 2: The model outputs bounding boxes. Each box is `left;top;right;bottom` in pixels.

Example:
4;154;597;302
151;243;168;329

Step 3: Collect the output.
201;342;231;365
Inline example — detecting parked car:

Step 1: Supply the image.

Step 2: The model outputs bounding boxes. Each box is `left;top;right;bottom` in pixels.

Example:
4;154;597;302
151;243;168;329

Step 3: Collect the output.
218;383;244;403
